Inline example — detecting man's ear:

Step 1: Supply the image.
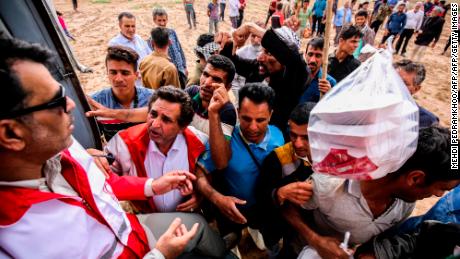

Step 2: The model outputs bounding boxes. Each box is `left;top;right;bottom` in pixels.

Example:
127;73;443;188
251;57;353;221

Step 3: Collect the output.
406;170;426;187
0;120;27;151
268;109;273;121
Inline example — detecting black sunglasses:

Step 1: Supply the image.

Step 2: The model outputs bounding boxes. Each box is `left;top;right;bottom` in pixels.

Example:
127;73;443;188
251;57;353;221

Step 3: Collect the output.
0;85;68;119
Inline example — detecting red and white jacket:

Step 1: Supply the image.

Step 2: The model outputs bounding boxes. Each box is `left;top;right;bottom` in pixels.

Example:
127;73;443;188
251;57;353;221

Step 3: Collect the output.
106;124;206;213
0;140;150;258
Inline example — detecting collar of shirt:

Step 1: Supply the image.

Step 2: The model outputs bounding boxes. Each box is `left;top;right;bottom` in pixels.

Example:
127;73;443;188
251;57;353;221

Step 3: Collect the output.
0;154;78;196
117;32;138;44
345;179;362;199
149;132;186;157
192;91;208;117
238;125;271;151
152;51;172;61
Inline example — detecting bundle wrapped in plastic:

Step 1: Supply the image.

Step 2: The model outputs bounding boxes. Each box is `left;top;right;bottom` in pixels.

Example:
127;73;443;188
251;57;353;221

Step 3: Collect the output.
308;49;419;180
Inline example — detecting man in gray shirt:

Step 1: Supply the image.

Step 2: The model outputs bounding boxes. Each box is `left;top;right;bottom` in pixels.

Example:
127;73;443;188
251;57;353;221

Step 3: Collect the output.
284;126;460;258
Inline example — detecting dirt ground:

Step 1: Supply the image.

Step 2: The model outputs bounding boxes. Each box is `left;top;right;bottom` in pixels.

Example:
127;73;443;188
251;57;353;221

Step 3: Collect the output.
53;0;452;257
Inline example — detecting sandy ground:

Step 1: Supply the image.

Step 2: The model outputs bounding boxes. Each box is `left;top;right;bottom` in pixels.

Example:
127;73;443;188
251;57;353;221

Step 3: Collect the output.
53;0;452;257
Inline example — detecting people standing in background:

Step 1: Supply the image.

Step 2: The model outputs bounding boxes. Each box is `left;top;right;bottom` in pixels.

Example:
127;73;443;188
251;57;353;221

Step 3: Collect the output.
423;0;434;16
297;0;313;39
149;8;188;89
333;1;352;45
271;2;286;28
228;0;240;28
394;2;424;57
380;3;406;47
411;7;445;62
184;0;197;29
208;0;220;34
370;0;393;33
109;12;151;65
311;0;326;36
71;0;78;12
219;0;226;21
266;0;281;27
237;0;247;27
57;11;76;41
353;9;375;61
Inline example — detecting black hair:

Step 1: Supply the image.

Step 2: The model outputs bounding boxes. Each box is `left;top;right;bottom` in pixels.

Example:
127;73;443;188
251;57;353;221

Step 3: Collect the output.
147;86;194;128
197;33;214;47
306;37;324;51
207;55;236;85
150;27;169;49
276;2;284;10
105;46;139;71
56;11;63;16
395;126;459;185
393;59;426;86
339;24;363;40
118;12;135;22
355;9;369;18
238;83;276;111
289;102;316;125
0;36;54;116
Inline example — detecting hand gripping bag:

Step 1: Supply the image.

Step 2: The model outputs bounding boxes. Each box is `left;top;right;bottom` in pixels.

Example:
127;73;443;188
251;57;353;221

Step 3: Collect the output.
308;48;419;180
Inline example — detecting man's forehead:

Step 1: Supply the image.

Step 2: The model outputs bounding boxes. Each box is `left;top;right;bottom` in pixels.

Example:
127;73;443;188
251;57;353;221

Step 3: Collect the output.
12;60;58;104
204;64;227;78
151;98;181;115
154;15;168;21
306;46;323;54
120;17;135;25
107;59;135;71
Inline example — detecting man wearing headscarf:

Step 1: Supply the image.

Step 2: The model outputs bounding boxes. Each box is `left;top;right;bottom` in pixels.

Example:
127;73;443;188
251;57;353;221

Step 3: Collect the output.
219;22;309;134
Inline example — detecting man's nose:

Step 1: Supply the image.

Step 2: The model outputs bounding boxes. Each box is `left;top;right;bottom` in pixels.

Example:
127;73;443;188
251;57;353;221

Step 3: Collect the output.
67;96;76;113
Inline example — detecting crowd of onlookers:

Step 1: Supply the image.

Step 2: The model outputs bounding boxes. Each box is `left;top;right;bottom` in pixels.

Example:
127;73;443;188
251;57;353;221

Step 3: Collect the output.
0;0;458;258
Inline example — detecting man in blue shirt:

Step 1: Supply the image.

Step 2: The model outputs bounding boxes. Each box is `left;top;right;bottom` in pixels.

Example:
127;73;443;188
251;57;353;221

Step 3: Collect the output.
195;83;284;249
300;37;337;103
148;8;188;89
91;46;153;109
89;46;153;140
312;0;327;36
381;3;407;46
333;1;352;45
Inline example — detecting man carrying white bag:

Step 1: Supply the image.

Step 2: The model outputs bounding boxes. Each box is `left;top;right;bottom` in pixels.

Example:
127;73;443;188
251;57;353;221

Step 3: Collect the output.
282;47;460;258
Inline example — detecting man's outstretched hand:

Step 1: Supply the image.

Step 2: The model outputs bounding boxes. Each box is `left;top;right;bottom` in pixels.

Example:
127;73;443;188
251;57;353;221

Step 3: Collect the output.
155;218;199;258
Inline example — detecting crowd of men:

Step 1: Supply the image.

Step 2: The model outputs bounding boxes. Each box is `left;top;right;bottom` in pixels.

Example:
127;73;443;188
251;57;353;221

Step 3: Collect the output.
0;0;458;258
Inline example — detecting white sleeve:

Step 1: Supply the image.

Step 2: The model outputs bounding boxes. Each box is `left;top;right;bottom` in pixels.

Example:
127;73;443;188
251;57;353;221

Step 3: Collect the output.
106;133;135;176
143;248;166;259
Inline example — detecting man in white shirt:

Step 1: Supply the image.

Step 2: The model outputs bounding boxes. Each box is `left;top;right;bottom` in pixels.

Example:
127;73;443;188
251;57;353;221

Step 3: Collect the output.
228;0;241;28
395;2;424;56
0;37;226;259
109;12;151;63
93;86;208;214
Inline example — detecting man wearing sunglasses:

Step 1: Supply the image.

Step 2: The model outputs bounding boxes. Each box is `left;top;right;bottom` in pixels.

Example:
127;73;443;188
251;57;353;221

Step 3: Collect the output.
0;37;226;258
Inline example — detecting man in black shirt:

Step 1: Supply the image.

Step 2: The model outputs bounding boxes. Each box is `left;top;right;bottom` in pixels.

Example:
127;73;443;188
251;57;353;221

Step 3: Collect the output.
219;23;310;134
328;25;362;83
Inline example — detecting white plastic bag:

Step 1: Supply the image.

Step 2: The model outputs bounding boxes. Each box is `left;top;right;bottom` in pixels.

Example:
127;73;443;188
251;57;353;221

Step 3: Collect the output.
308;49;419;180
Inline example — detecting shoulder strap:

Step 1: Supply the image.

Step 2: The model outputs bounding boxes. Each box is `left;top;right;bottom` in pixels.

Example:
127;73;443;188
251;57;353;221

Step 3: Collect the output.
241;138;262;171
